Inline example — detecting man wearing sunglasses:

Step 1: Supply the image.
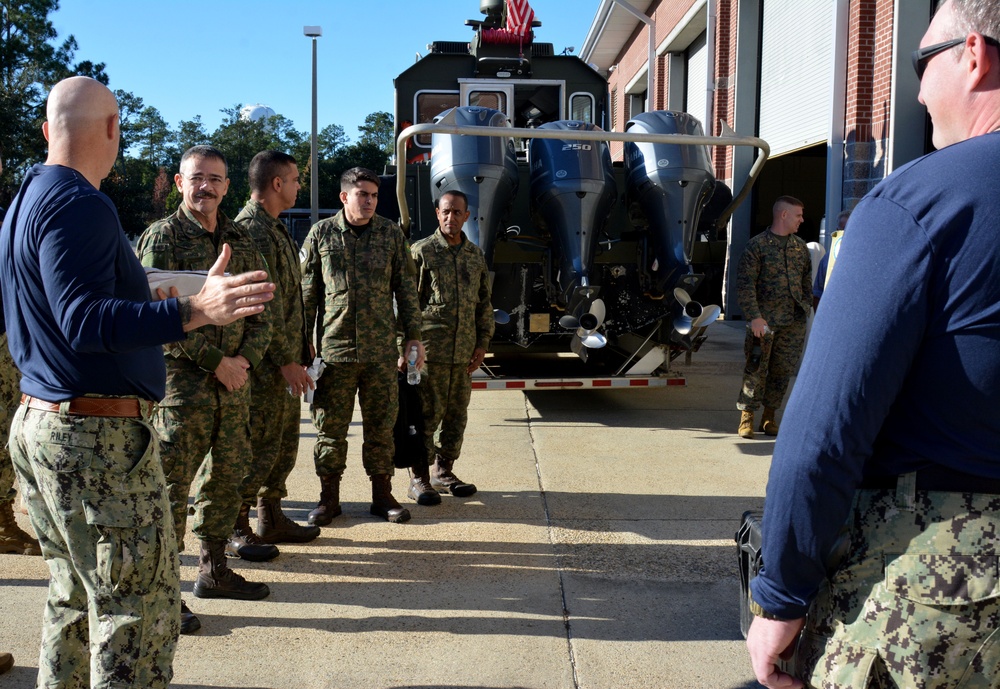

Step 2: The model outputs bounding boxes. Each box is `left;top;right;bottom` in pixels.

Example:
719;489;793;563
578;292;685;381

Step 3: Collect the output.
747;1;1000;687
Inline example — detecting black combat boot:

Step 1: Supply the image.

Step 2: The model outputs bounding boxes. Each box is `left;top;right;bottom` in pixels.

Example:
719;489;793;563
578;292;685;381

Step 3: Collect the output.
407;457;442;506
370;474;410;523
193;539;270;600
180;600;201;634
307;474;342;526
431;455;477;497
225;502;279;561
256;497;320;543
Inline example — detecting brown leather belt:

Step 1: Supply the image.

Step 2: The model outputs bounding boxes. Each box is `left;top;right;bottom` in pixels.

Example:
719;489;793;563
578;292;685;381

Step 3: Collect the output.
859;465;1000;494
21;394;153;418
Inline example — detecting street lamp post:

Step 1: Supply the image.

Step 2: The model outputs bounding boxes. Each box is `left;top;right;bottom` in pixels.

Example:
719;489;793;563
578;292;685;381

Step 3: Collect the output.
304;25;322;228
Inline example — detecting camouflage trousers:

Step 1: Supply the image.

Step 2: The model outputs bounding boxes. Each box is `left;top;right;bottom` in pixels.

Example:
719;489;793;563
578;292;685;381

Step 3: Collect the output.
794;479;1000;688
0;333;20;505
154;403;250;548
9;402;180;689
311;360;397;478
245;360;302;502
737;319;806;411
417;362;472;462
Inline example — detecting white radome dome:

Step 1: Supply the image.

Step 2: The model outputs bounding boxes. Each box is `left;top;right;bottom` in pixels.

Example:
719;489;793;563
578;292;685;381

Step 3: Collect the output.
240;104;276;122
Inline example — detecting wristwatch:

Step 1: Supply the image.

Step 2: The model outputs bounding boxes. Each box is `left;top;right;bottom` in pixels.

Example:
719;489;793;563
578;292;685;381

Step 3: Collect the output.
748;596;786;621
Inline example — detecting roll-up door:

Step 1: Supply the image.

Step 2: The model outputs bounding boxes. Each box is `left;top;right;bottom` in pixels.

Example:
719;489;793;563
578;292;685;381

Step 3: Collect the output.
685;31;708;129
758;0;835;155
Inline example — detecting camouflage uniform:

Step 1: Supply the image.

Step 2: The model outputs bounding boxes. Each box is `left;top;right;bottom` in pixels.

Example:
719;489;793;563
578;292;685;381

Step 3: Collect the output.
136;205;271;546
0;334;18;506
10;402;180;688
793;482;1000;688
410;230;493;463
301;211;421;478
735;230;812;411
234;200;310;502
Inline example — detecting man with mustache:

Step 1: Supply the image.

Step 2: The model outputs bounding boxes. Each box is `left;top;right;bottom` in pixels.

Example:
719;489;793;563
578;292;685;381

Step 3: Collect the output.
137;145;274;635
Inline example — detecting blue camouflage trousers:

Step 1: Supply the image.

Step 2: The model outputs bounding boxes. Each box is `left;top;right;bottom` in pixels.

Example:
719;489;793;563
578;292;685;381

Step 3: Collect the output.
794;478;1000;688
10;402;180;689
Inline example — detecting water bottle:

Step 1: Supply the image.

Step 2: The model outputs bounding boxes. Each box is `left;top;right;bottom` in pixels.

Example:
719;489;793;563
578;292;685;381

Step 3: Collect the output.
747;337;763;374
406;345;420;385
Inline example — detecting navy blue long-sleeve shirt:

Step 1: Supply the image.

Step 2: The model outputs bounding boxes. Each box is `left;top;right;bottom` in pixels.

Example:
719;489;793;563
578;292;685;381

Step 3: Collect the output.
751;132;1000;619
0;164;185;402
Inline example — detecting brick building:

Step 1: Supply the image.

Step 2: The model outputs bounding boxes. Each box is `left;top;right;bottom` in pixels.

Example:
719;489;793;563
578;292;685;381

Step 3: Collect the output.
580;0;936;316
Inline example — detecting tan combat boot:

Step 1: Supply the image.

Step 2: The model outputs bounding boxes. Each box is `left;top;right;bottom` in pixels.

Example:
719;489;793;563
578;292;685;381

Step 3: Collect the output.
738;411;755;439
760;407;779;436
407;458;442;506
0;500;40;555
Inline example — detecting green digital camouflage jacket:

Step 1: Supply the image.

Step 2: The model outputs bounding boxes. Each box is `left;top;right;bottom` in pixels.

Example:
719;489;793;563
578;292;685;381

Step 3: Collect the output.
736;229;813;327
136;204;271;406
411;230;493;364
301;211;421;363
235;200;310;368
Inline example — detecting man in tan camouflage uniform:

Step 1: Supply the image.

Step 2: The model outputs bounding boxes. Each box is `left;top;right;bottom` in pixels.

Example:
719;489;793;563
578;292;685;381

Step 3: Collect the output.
0;152;40;558
302;167;424;524
735;196;812;439
409;191;493;503
137;145;273;635
234;150;319;544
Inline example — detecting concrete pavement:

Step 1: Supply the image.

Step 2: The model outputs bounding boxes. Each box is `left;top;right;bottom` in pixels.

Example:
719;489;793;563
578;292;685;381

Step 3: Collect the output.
0;321;773;689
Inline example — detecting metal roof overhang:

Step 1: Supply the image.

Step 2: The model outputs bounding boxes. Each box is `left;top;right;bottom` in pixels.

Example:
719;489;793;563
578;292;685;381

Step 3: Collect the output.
579;0;655;73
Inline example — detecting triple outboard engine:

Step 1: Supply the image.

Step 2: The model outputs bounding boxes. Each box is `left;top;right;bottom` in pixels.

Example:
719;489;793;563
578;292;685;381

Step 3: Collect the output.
624;111;715;295
529;120;616;312
430;107;519;263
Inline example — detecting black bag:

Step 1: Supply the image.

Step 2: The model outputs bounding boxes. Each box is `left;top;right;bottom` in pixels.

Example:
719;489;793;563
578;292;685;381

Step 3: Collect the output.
736;510;764;638
393;372;425;469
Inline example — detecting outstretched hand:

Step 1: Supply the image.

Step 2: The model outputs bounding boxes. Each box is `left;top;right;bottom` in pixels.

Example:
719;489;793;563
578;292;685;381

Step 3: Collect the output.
182;244;275;332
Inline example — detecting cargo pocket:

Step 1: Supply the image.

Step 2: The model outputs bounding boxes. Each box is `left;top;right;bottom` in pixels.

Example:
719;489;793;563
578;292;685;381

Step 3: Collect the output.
885;553;1000;605
956;626;1000;689
796;630;880;688
84;492;162;596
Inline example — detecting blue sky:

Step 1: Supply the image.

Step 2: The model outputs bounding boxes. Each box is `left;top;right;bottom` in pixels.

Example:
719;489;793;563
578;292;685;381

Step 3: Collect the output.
50;1;600;143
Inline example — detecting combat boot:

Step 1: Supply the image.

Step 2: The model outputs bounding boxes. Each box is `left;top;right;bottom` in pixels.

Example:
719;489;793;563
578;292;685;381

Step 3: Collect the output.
407;458;442;506
256;497;320;543
180;600;201;634
193;539;270;600
225;502;279;562
431;455;477;497
370;474;410;523
0;500;40;555
760;408;779;436
738;411;755;439
307;474;342;526
0;652;13;675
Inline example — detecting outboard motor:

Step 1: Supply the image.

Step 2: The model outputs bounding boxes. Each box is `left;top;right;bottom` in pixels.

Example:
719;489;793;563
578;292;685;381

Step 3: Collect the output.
430;107;518;263
624;111;715;295
529;120;616;313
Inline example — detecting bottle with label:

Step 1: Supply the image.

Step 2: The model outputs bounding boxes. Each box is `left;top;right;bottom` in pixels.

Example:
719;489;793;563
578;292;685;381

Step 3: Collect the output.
747;337;763;374
406;345;421;385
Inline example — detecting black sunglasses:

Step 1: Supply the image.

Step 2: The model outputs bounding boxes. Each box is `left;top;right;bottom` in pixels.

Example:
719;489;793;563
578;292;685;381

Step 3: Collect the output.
912;35;1000;79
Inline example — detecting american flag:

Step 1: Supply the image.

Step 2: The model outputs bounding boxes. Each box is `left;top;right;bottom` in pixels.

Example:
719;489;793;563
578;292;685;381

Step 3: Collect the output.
506;0;535;37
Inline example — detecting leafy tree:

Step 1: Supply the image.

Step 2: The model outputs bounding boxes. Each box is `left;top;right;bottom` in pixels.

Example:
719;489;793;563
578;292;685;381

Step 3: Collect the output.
317;123;348;159
173;116;210;160
357;111;394;161
0;0;108;204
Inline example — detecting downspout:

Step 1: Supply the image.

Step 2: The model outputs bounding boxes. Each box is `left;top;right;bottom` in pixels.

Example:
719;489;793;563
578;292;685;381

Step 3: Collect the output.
824;0;850;249
706;0;717;134
611;0;656;111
